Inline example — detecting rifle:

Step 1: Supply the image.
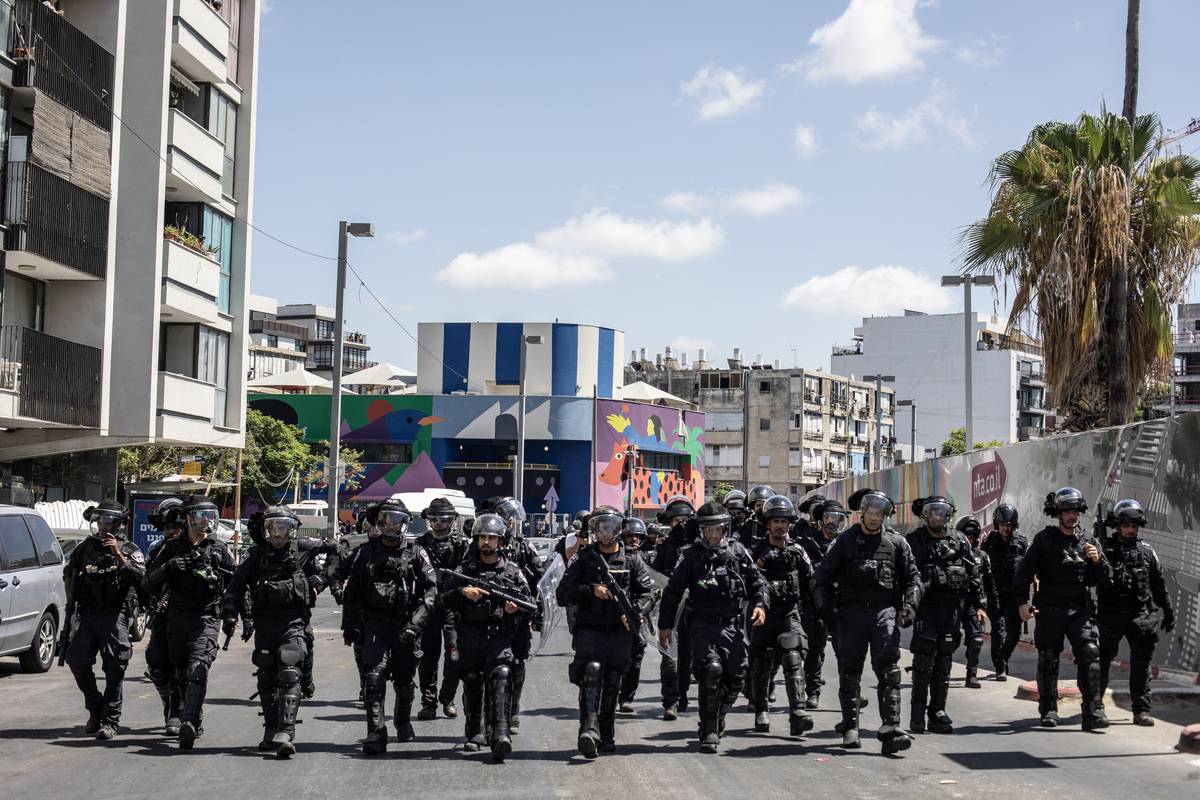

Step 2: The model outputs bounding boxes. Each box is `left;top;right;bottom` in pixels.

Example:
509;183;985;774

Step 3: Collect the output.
440;569;538;614
587;546;644;642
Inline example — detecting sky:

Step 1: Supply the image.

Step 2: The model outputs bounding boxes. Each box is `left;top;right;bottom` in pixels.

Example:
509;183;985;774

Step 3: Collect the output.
249;0;1200;374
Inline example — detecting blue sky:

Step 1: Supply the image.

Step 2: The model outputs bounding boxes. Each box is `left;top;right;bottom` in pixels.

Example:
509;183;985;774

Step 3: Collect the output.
250;0;1200;373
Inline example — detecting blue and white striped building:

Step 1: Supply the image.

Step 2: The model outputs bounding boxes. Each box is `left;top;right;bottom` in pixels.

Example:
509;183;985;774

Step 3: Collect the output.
417;322;625;398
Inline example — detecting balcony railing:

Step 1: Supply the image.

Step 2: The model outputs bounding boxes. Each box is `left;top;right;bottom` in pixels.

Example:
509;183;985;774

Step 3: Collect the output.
12;0;115;131
831;343;862;356
250;318;308;339
1018;426;1043;442
4;161;109;278
0;325;101;427
830;433;849;445
802;429;823;442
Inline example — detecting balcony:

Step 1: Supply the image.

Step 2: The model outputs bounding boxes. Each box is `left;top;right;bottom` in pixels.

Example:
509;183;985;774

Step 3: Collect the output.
978;331;1043;357
4;161;109;279
827;466;848;478
1018;361;1046;386
1172;332;1200;353
830;433;849;445
165;108;224;203
1173;363;1200;383
158;370;216;420
1018;425;1044;442
250;319;308;339
12;0;115;131
0;326;101;428
161;237;222;325
831;342;862;357
802;429;824;442
851;435;869;448
171;0;230;85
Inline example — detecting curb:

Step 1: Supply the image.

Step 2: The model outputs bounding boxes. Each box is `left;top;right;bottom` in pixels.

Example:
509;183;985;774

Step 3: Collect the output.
1016;680;1092;703
1177;724;1200;754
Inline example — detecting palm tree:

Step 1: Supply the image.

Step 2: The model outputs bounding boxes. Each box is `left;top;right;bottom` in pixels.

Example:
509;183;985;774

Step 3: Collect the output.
961;111;1200;430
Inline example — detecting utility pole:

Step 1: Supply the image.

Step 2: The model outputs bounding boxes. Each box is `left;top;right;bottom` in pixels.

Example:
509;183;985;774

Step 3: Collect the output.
863;374;893;472
741;367;750;491
514;334;545;507
941;275;995;451
232;449;243;562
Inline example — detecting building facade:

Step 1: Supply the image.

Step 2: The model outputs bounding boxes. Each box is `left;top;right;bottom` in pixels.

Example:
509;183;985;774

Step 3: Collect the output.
1157;303;1200;416
625;349;895;499
246;295;375;381
831;311;1046;460
0;0;261;497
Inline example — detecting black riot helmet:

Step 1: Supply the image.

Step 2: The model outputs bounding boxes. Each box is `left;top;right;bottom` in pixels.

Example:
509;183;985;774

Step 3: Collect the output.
722;490;748;513
148;497;185;534
695;501;731;550
84;500;128;538
423;496;458;540
182;495;219;535
848;488;894;533
761;495;797;522
589;505;624;546
1106;498;1147;529
262;505;300;549
658;494;695;526
748;485;775;512
797;494;827;520
622;516;647;545
373;499;411;543
913;495;956;532
495;496;527;538
1044;487;1087;516
815;499;849;537
472;512;506;558
956;515;982;544
992;503;1019;530
645;522;667;544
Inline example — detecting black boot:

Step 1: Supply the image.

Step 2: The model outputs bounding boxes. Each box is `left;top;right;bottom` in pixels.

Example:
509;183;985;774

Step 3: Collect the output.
258;692;279;751
509;661;526;735
909;654;932;733
928;653;953;733
965;641;982;688
749;656;772;731
698;680;722;754
72;667;104;735
394;685;416;743
274;682;302;759
782;657;813;735
1036;649;1060;727
488;666;513;763
178;666;208;750
362;675;388;755
462;674;485;751
838;674;861;748
599;671;622;752
1079;658;1107;730
877;664;910;754
993;658;1008;682
577;664;602;759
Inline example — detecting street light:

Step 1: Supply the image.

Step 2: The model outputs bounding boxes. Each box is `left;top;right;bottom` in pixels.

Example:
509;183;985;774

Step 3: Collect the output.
514;334;546;507
328;220;374;537
941;274;995;451
863;374;894;471
896;399;916;464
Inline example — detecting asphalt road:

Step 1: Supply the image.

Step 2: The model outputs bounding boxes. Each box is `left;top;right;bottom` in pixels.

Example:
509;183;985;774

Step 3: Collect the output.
2;595;1196;800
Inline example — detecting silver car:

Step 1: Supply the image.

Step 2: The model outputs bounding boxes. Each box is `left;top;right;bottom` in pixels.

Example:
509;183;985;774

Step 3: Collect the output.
0;507;67;672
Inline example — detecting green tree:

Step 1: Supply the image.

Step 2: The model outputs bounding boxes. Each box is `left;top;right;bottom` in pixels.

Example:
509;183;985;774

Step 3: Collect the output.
962;111;1200;430
939;427;1007;457
708;482;737;503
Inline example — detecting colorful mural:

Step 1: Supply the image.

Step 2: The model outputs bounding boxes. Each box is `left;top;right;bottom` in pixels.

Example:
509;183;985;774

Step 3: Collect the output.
594;399;705;513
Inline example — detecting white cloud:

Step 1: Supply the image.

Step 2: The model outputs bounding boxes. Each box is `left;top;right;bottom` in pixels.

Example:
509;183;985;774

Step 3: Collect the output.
383;228;427;246
534;209;724;261
855;80;973;149
955;34;1005;67
681;65;765;120
669;336;714;354
723;183;808;216
793;124;819;159
783;265;956;314
660;191;713;215
788;0;939;84
435;243;611;290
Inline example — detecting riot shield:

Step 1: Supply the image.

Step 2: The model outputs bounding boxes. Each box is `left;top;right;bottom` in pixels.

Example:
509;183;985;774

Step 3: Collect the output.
534;554;566;656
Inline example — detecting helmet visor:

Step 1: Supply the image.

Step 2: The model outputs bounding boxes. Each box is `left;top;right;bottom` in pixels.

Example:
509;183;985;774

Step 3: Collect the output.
91;510;123;536
378;510;410;536
188;508;218;531
265;517;298;546
821;510;848;534
700;520;728;549
859;494;891;515
590;513;622;542
428;512;455;538
921;501;954;528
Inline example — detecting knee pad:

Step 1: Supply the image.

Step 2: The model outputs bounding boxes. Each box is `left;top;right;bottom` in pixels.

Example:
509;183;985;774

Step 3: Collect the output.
489;664;511;684
582;661;603;686
754;646;777;666
776;631;803;651
463;671;482;688
1074;641;1100;664
278;666;301;687
185;662;209;684
701;658;723;686
911;652;935;675
251;649;277;670
148;667;173;687
874;663;902;689
781;650;803;671
364;670;387;693
278;643;306;667
937;633;961;655
967;633;984;648
910;622;938;655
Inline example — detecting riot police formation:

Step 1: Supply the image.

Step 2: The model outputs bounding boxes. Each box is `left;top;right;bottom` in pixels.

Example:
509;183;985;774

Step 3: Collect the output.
813;489;920;754
795;498;848;709
722;490;749;539
618;515;652;712
342;499;438;754
143;498;185;736
793;494;826;545
1097;499;1174;726
1014;487;1112;730
61;502;146;740
440;513;535;762
653;494;696;720
658;502;769;754
556;506;653;757
739;484;776;545
956;516;999;688
415;497;468;721
142;495;235;750
905;497;985;734
221;506;329;758
748;496;816;736
981;503;1027;680
492;496;547;735
332;507;379;701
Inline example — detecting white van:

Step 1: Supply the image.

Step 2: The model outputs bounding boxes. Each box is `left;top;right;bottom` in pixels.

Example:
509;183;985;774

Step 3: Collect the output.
0;506;67;672
388;489;476;538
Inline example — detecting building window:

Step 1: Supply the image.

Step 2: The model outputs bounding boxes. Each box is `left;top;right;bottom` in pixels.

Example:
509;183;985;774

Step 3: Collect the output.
803;447;820;468
2;273;45;331
788;446;801;467
789;376;803;395
707;412;744;432
641;451;688;472
165;203;235;313
704;444;743;467
266;334;278;348
357;443;413;463
700;371;742;389
310;342;334;367
759;417;770;431
759;380;771;393
219;0;242;83
208;88;237;197
788;484;799;495
344;347;367;371
789;411;801;430
316;320;335;340
758;454;770;469
803;412;822;435
159;324;228;426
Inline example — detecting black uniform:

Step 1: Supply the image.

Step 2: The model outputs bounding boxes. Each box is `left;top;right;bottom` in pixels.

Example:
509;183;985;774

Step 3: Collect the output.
653;522;694;712
416;532;468;712
143;535;235;737
813;524;920;743
961;541;999;684
343;537;438;748
442;554;533;754
557;543;653;750
982;530;1029;673
797;529;836;704
748;537;814;732
1013;526;1112;724
1098;535;1173;715
222;539;327;750
658;541;768;746
143;537;181;732
333;539;370;697
63;535;146;732
905;527;985;730
506;534;546;731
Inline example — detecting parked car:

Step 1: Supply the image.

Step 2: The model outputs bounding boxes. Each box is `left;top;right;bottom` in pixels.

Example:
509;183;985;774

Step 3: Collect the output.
0;507;68;672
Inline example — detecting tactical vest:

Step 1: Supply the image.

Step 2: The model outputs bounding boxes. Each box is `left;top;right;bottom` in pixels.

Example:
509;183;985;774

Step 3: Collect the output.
1034;530;1092;604
984;533;1027;592
690;547;747;608
254;549;309;610
1103;541;1153;607
74;538;127;611
363;545;414;617
914;530;970;601
755;544;804;605
457;561;518;625
844;532;898;595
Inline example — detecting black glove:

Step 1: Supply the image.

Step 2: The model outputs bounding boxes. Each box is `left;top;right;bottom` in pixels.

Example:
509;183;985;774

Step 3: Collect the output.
897;607;915;629
166;556;191;574
221;617;237;638
1162;610;1175;633
343;628;360;647
819;607;837;630
399;625;420;645
240;618;255;641
330;583;344;605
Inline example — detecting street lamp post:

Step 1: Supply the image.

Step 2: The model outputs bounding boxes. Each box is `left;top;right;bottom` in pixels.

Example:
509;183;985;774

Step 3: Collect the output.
896;399;916;464
515;334;545;507
327;220;373;538
863;374;894;472
941;274;995;451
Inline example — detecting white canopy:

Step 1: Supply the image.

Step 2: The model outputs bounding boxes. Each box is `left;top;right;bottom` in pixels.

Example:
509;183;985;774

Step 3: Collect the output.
620;380;693;408
341;362;417;387
247;367;331;390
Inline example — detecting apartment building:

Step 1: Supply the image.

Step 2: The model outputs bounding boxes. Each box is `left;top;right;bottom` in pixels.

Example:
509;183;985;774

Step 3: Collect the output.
273;302;372;379
1156;303;1200;416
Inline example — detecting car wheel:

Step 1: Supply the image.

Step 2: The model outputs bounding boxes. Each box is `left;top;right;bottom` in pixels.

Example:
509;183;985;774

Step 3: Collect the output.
19;611;57;673
128;609;148;643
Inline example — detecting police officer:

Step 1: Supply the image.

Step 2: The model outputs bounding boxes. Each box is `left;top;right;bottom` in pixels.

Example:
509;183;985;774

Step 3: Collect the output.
957;516;998;688
748;495;815;736
1014;487;1112;730
442;513;534;762
618;516;652;711
62;502;145;740
222;506;328;758
982;502;1027;680
658;502;768;754
416;497;469;721
644;523;666;559
1097;499;1174;726
143;495;234;750
654;494;696;720
796;499;849;709
813;489;920;754
906;497;985;734
333;507;378;703
723;490;749;540
794;495;827;544
556;506;653;757
740;485;776;545
493;496;546;735
144;498;185;736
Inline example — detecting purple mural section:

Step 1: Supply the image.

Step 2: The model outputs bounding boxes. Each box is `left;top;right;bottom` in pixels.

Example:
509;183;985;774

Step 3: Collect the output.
594;400;705;513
